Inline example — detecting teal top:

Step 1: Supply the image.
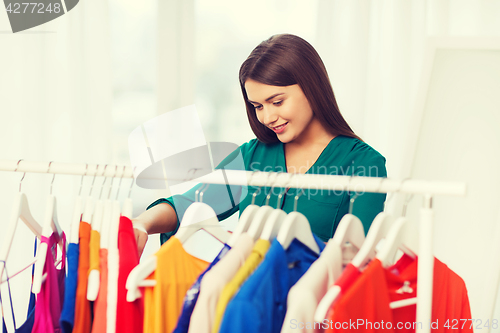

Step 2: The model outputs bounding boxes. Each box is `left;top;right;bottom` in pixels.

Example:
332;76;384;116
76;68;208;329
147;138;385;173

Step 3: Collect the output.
147;135;387;244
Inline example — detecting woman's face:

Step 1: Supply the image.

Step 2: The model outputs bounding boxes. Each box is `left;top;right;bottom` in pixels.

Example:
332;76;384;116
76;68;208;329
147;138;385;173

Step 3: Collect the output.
245;79;315;144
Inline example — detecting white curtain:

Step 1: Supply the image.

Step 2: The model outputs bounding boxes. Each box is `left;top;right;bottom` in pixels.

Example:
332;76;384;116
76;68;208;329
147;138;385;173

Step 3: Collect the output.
316;0;500;178
0;0;113;327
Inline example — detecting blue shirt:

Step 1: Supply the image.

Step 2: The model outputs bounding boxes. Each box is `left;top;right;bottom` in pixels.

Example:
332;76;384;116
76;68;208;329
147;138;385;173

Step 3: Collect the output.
60;242;80;333
173;244;231;333
219;235;326;333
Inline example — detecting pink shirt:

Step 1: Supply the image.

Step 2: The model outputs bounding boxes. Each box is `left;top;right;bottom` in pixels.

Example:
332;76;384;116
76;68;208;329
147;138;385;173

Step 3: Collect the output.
188;233;254;333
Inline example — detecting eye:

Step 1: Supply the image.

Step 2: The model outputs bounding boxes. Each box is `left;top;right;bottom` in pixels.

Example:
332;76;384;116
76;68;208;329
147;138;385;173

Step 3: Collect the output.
273;100;283;106
253;104;263;111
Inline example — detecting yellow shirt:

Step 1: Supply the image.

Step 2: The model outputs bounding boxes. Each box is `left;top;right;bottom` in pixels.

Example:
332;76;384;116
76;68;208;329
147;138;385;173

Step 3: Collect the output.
143;236;209;333
211;239;271;333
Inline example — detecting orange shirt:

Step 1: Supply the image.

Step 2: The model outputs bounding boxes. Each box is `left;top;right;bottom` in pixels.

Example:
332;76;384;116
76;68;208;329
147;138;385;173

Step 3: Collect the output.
143;236;209;333
74;221;92;333
91;248;108;333
326;255;472;333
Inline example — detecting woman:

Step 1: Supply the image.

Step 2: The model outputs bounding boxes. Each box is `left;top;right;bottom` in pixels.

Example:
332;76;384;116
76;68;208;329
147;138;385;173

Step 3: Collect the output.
133;34;387;256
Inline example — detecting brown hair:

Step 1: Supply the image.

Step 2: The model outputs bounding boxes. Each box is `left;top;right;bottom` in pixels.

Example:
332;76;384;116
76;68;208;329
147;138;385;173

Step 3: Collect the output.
239;34;362;143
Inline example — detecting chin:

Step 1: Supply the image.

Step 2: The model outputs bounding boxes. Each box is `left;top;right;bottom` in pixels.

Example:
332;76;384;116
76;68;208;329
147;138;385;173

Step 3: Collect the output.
276;134;293;144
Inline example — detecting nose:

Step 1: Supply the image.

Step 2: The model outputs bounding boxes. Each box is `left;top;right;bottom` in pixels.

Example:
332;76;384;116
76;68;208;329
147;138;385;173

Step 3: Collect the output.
260;106;279;127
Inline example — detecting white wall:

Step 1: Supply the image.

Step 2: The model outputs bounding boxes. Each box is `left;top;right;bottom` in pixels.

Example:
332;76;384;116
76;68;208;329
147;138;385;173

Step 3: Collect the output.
401;40;500;328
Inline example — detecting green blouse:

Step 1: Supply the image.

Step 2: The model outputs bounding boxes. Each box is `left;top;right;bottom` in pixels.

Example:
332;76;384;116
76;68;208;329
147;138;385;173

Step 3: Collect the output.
147;135;387;244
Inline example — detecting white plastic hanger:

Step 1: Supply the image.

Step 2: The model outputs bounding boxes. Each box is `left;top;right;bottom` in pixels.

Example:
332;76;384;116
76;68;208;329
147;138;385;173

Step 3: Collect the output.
247;172;283;241
33;162;65;294
226;204;259;246
260;209;287;241
246;205;274;241
126;182;230;302
376;216;417;266
377;216;419;309
351;178;405;268
312;188;368;321
316;184;418;319
82;165;100;225
260;179;291;241
313;213;369;321
87;165;115;301
315;178;393;321
175;183;230;244
69;164;87;245
277;189;320;254
107;173;123;333
226;172;263;247
122;166;135;219
0;160;43;283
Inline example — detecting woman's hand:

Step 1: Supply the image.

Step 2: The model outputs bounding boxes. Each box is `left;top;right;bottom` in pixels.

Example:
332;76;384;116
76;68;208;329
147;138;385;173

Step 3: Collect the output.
130;203;178;258
132;219;149;258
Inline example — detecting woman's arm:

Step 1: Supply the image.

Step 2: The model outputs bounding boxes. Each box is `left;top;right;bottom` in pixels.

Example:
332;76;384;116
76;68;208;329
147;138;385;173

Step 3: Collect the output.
132;140;253;256
132;202;177;257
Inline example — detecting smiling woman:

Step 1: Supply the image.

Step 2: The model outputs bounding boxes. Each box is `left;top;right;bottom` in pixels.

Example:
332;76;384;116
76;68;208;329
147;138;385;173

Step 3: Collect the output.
239;34;362;145
133;33;387;254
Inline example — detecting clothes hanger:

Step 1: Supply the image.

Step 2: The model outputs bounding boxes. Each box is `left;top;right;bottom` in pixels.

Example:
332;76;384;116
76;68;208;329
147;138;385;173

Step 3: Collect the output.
107;166;124;333
226;171;261;247
87;165;115;301
122;166;135;219
246;172;279;241
82;164;100;224
314;178;393;321
313;184;366;321
126;170;231;302
69;164;87;245
33;162;65;294
377;209;419;310
0;160;43;285
175;182;231;244
376;189;418;266
329;177;366;252
259;173;294;241
316;180;418;319
350;178;408;268
276;187;320;254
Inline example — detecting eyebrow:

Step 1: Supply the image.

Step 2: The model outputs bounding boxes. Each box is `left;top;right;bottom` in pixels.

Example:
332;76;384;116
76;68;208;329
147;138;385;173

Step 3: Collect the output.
247;93;285;104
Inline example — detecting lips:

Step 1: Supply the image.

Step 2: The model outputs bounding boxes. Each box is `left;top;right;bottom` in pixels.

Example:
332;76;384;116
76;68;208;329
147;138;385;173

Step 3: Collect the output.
271;122;288;133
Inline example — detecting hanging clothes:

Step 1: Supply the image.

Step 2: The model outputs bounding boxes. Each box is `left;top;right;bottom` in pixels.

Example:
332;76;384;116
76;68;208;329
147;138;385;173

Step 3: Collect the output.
0;239;37;333
143;236;209;333
1;272;37;333
91;247;108;333
281;240;342;333
188;233;254;333
60;241;80;333
88;229;101;287
32;232;67;333
211;239;271;333
73;221;92;333
325;254;472;333
116;216;143;333
218;235;326;333
173;242;232;333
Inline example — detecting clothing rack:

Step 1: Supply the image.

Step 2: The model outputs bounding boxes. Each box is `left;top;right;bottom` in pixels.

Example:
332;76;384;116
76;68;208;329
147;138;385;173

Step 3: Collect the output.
0;159;467;333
